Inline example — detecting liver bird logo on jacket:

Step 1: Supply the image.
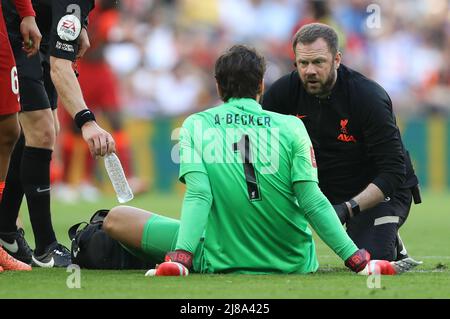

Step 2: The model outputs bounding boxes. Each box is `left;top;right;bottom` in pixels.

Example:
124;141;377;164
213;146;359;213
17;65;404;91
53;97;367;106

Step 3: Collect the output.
337;119;356;143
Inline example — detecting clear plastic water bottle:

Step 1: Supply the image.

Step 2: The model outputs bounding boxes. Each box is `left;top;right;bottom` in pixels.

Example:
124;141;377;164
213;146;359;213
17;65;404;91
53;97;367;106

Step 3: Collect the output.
104;153;134;203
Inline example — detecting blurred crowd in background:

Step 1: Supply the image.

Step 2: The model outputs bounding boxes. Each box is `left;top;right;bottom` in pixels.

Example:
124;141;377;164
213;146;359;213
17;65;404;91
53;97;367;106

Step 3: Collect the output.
53;0;450;201
104;0;449;116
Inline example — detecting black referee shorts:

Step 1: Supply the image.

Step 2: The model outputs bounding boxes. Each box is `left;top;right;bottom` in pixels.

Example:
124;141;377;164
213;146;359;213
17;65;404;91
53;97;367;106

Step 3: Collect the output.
10;38;57;112
346;187;412;261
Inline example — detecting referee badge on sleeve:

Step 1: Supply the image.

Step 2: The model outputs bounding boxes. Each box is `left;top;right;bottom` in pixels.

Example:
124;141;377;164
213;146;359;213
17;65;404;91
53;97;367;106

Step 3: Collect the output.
57;15;81;41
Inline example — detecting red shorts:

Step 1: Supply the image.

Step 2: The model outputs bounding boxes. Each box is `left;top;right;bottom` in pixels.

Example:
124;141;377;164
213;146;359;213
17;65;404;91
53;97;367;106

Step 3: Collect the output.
0;4;20;116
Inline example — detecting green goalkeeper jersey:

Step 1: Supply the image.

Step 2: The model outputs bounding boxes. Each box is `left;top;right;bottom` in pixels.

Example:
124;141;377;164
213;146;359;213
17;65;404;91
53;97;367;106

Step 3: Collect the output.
177;98;355;274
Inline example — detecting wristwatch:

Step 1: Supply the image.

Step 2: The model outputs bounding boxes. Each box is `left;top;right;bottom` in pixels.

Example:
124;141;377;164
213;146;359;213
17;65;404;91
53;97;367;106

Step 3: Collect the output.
348;199;360;217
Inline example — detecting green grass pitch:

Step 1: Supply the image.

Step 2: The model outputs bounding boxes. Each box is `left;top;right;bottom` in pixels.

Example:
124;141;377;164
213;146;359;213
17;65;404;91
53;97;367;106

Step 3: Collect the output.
0;190;449;299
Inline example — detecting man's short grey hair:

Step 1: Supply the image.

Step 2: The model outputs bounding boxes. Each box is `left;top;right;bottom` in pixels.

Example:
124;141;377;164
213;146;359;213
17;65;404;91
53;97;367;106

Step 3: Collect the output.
292;23;339;56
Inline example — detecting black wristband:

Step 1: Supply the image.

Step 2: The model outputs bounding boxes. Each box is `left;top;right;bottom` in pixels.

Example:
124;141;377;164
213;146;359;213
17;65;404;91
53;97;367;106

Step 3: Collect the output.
348;199;360;216
74;109;96;129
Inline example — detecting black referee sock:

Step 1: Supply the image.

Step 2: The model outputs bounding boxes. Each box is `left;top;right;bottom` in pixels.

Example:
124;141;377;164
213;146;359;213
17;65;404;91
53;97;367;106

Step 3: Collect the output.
0;134;25;233
21;146;57;255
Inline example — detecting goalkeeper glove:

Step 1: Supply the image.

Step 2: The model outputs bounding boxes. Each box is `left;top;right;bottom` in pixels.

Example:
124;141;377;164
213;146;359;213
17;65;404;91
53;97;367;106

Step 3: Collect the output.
164;250;193;269
345;249;422;275
357;260;396;275
145;250;192;277
358;258;423;276
345;248;371;273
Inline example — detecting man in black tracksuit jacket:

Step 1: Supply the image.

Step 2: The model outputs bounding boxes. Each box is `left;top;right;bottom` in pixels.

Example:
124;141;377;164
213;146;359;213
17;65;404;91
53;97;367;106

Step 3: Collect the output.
0;0;115;267
262;23;420;261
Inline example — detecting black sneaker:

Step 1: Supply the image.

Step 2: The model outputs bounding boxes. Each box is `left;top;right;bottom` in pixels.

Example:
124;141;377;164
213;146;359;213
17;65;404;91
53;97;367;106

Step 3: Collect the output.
31;242;71;268
0;228;33;264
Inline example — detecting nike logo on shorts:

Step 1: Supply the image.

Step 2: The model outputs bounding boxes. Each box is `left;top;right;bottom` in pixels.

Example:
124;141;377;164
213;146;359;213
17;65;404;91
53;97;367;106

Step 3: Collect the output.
36;187;51;193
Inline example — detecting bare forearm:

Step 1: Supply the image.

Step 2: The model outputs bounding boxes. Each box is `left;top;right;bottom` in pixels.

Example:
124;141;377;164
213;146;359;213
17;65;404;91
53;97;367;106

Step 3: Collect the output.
49;56;115;157
349;183;385;213
50;57;87;118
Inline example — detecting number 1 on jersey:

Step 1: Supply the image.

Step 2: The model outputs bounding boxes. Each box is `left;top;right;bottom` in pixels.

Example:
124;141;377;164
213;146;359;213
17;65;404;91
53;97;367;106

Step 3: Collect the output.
233;134;261;201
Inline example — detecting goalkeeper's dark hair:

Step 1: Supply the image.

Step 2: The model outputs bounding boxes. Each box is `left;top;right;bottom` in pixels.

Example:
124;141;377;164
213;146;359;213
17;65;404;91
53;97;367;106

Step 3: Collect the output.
214;45;266;102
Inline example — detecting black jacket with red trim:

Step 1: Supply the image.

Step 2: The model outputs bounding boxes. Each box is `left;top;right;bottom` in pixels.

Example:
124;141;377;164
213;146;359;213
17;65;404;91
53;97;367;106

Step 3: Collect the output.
262;64;418;204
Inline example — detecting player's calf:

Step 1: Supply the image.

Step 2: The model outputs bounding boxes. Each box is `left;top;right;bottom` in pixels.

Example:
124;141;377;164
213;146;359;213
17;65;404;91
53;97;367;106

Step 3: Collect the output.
0;114;20;177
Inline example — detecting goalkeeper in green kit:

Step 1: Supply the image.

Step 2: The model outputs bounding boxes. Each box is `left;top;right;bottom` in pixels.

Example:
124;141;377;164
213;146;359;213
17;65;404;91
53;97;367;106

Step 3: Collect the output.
103;45;407;276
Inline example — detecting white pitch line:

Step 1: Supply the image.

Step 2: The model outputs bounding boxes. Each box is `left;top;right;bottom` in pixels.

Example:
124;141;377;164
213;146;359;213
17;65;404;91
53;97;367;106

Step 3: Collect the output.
415;256;450;259
407;270;447;273
318;255;450;259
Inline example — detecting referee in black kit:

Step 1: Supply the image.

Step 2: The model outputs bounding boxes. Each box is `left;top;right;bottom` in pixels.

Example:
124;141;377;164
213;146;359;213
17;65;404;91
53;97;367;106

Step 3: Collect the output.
0;0;115;267
262;23;421;266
